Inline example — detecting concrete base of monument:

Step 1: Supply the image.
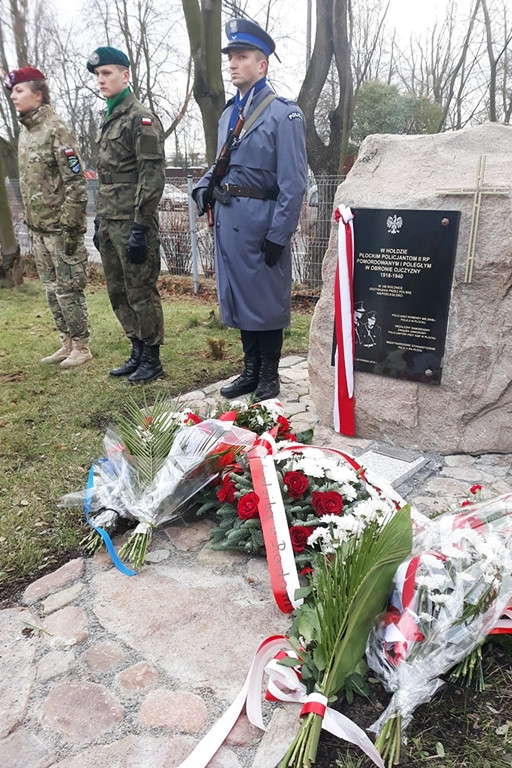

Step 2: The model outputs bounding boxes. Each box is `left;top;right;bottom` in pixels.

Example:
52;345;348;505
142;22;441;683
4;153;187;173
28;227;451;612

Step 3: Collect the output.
357;446;429;488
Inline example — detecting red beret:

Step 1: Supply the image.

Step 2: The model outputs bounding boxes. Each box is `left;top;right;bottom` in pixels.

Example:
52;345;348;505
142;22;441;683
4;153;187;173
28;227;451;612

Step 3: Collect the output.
3;67;46;90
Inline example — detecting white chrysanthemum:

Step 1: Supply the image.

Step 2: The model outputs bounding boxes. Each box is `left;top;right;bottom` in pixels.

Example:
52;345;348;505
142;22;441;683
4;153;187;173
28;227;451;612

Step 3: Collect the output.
350;497;393;523
339;482;359;501
308;513;368;552
230;400;248;411
416;573;449;591
260;399;284;420
429;593;449;606
324;463;360;485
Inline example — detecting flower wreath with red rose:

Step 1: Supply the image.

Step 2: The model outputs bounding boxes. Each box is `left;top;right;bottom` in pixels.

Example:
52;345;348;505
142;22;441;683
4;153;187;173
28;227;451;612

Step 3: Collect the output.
196;444;403;567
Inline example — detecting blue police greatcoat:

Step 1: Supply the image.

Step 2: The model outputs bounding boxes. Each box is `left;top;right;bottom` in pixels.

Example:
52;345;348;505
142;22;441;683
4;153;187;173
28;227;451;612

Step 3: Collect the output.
196;84;307;331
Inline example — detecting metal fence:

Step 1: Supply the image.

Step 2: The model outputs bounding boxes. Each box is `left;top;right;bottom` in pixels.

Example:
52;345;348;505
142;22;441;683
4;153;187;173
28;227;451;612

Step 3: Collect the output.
6;175;343;296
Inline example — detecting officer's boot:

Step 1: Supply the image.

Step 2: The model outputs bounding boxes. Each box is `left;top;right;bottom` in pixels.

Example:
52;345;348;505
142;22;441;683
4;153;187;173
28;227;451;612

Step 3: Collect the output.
60;338;93;368
110;339;144;377
41;333;73;363
252;357;280;402
128;344;164;384
220;356;261;399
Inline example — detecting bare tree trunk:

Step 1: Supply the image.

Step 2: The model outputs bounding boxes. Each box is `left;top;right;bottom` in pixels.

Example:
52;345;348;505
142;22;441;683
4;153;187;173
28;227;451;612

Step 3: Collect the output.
297;0;353;287
0;151;22;285
182;0;225;165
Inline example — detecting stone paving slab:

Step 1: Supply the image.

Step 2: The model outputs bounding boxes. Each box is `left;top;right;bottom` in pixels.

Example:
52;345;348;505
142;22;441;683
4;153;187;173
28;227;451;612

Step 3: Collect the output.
1;356;511;768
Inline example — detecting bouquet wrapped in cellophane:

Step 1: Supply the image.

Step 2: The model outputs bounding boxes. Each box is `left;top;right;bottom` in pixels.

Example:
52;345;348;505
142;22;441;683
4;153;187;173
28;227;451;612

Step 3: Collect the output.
278;503;413;768
367;492;512;766
60;395;258;569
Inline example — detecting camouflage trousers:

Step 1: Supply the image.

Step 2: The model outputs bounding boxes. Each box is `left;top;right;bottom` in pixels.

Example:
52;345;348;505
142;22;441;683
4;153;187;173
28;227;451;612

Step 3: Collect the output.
31;230;90;339
99;219;164;346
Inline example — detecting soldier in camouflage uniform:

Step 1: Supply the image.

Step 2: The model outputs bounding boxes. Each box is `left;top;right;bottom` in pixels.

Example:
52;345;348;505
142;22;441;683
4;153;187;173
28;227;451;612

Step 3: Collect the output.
87;46;165;384
5;67;92;367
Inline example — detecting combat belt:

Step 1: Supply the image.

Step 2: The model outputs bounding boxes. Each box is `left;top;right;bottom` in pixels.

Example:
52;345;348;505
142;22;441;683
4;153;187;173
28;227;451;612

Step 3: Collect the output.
213;183;279;204
99;172;138;184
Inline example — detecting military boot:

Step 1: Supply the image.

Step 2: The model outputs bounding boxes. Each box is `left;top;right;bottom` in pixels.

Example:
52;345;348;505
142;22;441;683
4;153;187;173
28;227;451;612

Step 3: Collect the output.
220;356;261;399
252;357;280;402
41;333;72;363
60;338;93;368
110;339;144;377
128;344;164;384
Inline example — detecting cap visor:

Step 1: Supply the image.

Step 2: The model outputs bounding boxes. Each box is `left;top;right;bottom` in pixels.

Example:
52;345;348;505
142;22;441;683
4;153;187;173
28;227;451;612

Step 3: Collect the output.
221;41;263;54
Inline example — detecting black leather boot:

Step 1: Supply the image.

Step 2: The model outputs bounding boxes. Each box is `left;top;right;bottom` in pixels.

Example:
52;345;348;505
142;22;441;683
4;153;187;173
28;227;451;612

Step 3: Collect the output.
220;356;260;398
128;344;164;384
110;338;144;377
252;357;280;401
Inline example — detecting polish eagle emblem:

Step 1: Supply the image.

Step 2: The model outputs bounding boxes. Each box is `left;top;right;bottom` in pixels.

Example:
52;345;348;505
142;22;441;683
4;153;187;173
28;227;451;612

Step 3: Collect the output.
386;214;403;234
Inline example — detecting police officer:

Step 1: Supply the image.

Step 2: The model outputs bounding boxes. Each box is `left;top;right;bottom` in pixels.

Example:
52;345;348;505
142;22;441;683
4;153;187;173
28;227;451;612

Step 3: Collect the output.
87;46;165;383
6;67;92;367
193;19;307;401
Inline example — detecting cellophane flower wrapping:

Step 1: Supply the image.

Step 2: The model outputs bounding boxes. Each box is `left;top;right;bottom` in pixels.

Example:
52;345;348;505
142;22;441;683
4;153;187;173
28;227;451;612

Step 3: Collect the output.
367;492;512;736
61;417;258;529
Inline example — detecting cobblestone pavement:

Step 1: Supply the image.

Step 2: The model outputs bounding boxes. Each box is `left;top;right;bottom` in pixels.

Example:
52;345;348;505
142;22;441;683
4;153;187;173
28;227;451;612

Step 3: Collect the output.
1;356;511;768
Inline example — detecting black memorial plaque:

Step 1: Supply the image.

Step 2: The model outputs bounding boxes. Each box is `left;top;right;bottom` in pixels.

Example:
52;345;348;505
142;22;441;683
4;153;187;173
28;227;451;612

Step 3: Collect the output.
352;208;460;384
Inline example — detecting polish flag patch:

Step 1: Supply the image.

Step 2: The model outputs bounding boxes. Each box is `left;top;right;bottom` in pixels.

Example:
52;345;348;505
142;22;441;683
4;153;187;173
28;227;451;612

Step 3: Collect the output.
141;117;152;125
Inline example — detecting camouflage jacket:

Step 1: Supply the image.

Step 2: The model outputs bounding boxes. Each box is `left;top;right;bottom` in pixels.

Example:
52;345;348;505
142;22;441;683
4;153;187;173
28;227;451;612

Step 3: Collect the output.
96;92;165;227
17;105;87;234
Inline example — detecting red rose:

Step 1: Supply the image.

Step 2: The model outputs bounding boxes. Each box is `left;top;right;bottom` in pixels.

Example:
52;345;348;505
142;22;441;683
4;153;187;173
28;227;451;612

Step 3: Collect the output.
461;500;472;507
289;526;315;553
283;470;309;499
277;415;291;433
237;492;260;520
185;412;202;425
470;484;483;495
216;474;237;505
210;442;240;469
311;490;344;516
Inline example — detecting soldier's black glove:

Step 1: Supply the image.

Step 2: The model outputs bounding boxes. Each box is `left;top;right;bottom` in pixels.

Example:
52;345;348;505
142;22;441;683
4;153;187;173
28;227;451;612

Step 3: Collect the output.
93;217;100;252
62;230;79;256
126;223;149;264
262;238;284;267
192;187;208;217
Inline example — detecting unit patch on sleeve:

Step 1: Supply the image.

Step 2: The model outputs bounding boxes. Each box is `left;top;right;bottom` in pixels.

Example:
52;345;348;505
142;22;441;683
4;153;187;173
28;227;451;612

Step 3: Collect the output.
64;148;81;174
288;112;303;121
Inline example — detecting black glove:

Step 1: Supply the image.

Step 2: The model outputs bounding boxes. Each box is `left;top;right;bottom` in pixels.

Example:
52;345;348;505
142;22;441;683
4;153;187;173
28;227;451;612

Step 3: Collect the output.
192;187;208;217
62;230;79;256
126;223;149;264
93;217;100;252
262;238;285;267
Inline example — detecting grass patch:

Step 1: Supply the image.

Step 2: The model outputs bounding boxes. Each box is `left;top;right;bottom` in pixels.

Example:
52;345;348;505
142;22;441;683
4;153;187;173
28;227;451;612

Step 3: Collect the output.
0;276;311;592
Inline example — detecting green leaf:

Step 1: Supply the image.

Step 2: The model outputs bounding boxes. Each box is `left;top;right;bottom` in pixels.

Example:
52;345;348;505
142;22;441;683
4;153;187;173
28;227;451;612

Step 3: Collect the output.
322;505;413;695
294;585;312;600
294;427;314;444
313;644;327;672
296;605;322;643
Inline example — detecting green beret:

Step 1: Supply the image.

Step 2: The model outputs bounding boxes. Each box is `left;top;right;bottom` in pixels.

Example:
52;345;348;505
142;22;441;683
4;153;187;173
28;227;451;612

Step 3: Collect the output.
87;46;130;73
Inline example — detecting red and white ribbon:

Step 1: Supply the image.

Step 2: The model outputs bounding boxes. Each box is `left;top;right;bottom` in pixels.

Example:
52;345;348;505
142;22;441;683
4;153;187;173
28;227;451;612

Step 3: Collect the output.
249;454;302;614
490;606;512;634
178;635;385;768
248;443;404;613
333;204;356;436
